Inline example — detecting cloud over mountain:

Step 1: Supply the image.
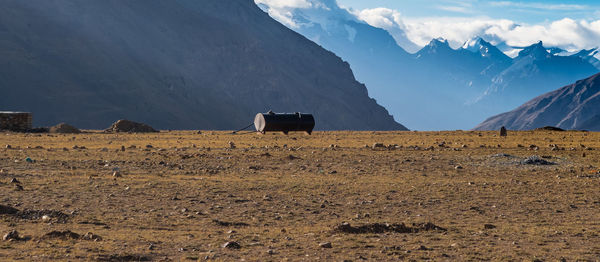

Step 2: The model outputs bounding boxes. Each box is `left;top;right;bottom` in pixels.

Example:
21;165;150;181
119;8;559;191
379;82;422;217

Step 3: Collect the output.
360;12;600;54
257;0;600;54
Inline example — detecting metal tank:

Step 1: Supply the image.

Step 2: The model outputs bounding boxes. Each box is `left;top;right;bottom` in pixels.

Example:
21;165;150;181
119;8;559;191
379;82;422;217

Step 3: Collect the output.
254;111;315;134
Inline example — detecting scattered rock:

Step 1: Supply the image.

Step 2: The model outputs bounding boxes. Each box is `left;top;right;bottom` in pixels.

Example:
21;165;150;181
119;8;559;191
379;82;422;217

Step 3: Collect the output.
104;120;158;133
416;245;432;251
0;205;19;215
522;156;556;166
491;153;513;158
333;222;446;234
49;123;81;134
3;230;20;241
228;141;236;149
82;232;103;241
535;126;565;132
319;242;333;248
9;178;20;184
16;209;70;223
96;254;151;261
372;143;385;149
212;219;249;227
222;241;241;249
484;224;497;229
41;230;80;240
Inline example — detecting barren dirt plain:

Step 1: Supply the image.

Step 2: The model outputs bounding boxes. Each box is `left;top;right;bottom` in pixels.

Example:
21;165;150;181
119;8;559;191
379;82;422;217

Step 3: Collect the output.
1;130;600;261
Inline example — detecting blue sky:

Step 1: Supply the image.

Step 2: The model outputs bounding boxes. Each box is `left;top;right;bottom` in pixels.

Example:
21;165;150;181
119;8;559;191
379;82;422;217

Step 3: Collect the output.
337;0;600;23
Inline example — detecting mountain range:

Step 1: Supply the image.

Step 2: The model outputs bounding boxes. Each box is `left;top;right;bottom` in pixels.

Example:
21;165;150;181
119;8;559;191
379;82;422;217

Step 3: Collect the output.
475;73;600;131
257;0;600;130
0;0;405;131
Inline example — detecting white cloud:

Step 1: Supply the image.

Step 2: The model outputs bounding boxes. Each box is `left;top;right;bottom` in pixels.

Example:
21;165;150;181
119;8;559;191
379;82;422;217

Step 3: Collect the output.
354;8;421;52
435;5;474;14
489;1;588;11
255;0;312;9
255;0;352;29
356;8;405;30
360;11;600;53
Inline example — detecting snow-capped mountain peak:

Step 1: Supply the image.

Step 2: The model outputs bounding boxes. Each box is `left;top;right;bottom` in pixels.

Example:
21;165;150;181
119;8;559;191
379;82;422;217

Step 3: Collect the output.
460;37;511;61
462;37;484;52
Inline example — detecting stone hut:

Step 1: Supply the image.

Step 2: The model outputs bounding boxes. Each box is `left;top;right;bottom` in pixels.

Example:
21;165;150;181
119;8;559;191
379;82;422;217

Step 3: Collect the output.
0;112;32;131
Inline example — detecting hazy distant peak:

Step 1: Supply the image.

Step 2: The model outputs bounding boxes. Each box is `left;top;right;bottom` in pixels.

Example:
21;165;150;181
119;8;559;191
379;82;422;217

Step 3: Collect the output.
571;47;600;70
517;41;550;59
547;47;566;55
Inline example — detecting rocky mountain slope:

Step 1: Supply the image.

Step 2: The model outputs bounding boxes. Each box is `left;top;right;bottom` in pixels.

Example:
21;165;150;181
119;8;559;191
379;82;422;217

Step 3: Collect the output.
0;0;405;130
474;73;600;131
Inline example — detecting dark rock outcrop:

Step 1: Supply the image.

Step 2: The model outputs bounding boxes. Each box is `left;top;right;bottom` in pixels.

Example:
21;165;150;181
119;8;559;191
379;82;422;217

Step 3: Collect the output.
49;123;81;134
105;120;158;133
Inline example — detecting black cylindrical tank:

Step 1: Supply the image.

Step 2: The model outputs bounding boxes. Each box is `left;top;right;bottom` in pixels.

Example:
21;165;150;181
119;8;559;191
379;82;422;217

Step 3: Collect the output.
254;111;315;134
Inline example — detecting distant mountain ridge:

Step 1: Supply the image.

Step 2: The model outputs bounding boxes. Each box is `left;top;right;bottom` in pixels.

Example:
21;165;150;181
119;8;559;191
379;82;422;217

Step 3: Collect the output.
258;0;600;130
0;0;406;131
475;73;600;131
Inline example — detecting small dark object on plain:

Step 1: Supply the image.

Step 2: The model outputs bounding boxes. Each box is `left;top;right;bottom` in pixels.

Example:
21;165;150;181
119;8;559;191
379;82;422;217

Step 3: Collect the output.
500;126;507;137
254;111;315;135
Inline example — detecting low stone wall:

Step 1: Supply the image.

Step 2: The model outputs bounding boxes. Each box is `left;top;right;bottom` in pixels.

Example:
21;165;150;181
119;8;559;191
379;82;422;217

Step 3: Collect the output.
0;112;32;131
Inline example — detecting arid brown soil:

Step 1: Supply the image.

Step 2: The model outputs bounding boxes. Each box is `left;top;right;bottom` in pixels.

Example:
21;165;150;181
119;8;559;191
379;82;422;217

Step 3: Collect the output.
0;130;599;261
